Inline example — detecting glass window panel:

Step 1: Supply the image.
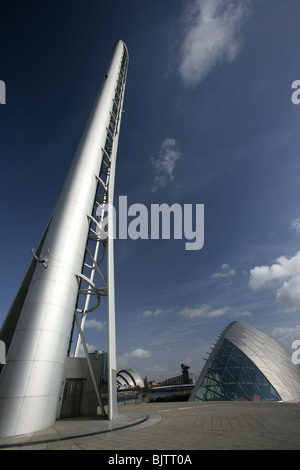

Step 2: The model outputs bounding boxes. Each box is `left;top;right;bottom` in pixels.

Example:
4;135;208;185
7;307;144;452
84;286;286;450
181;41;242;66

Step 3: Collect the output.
245;381;255;393
215;355;228;368
221;368;231;384
194;386;206;401
242;356;253;369
270;386;281;401
225;382;237;397
261;384;271;401
230;367;241;380
255;370;265;385
239;368;248;384
221;340;233;354
233;354;244;366
253;382;263;400
191;337;283;402
235;384;247;400
245;367;256;381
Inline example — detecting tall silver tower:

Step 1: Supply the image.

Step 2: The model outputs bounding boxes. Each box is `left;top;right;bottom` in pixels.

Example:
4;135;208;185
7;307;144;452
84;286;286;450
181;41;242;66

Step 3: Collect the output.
0;39;128;437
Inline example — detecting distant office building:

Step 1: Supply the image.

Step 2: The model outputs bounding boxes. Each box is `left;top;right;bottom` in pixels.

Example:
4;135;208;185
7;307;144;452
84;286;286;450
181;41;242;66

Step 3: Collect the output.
160;363;194;386
190;321;300;403
89;350;108;386
181;364;190;384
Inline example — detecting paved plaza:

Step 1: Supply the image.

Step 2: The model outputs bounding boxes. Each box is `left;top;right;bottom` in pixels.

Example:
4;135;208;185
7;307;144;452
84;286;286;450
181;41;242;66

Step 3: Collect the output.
1;400;300;450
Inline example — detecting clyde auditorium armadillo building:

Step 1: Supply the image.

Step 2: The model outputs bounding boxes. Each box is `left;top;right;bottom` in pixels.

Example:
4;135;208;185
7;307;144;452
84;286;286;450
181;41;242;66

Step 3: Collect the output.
189;321;300;403
116;369;144;390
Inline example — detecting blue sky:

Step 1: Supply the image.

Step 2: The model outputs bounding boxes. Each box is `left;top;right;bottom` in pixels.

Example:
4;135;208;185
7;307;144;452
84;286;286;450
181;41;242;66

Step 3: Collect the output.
1;0;300;382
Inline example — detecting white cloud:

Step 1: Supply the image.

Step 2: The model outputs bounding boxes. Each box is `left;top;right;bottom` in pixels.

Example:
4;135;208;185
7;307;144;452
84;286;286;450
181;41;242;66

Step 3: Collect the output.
230;310;251;319
272;325;300;352
276;276;300;312
142;310;153;318
125;348;152;359
142;307;172;317
119;348;152;362
249;251;300;288
272;326;296;339
211;263;236;279
117;348;153;369
151;138;181;191
179;304;231;319
178;0;250;87
77;342;101;356
84;318;106;331
249;250;300;312
290;218;300;235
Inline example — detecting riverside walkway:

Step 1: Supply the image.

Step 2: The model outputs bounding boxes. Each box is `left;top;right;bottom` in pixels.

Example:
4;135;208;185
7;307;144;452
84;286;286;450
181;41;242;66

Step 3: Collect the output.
0;400;300;450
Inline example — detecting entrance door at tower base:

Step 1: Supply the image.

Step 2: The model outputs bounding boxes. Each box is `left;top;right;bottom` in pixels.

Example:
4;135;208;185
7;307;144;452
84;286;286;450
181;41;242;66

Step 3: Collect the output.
58;356;108;419
60;378;86;418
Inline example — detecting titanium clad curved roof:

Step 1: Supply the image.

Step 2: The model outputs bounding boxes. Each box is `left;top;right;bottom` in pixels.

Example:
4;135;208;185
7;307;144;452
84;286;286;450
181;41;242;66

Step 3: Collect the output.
224;322;300;401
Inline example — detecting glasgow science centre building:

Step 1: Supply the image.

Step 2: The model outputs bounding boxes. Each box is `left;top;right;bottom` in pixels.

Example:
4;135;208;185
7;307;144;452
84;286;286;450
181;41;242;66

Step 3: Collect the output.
189;322;300;403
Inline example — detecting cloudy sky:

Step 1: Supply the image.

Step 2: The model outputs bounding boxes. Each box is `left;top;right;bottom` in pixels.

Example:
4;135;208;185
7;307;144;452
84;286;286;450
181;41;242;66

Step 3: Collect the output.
1;0;300;382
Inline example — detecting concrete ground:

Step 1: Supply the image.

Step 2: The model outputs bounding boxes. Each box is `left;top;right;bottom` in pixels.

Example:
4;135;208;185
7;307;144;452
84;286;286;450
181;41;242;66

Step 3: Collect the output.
1;400;300;450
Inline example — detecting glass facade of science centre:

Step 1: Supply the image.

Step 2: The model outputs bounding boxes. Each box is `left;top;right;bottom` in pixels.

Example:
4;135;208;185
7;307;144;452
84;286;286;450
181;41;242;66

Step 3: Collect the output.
190;321;300;403
192;338;281;402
